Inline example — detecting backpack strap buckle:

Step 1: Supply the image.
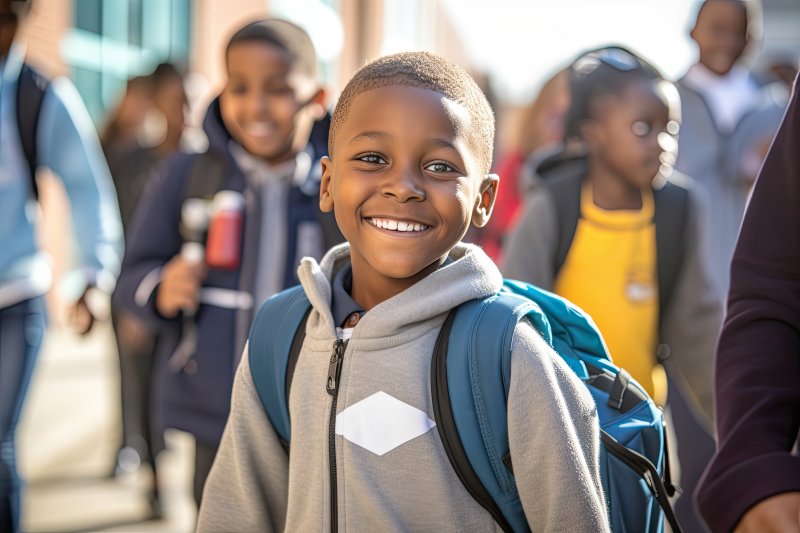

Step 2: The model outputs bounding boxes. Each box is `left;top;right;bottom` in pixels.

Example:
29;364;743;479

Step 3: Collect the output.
608;369;631;410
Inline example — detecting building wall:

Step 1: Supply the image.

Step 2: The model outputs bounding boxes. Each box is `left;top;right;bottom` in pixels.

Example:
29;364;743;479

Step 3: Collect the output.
191;0;272;99
17;0;70;75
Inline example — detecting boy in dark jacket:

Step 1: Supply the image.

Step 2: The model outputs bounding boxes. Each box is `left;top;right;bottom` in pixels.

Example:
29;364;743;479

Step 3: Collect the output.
675;0;784;299
113;19;339;508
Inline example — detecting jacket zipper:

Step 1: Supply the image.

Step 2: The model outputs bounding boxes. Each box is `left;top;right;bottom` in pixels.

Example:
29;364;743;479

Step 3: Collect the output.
326;338;345;533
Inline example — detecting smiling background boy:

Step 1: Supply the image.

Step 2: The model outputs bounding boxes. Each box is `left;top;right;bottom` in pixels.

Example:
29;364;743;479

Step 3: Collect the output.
113;19;341;512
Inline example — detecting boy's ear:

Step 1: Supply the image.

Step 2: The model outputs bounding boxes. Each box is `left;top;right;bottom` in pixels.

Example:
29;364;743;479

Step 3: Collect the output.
319;156;334;213
472;174;499;228
310;87;327;119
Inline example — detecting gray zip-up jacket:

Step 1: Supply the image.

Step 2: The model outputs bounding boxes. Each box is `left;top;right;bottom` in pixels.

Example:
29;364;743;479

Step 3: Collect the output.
197;243;609;532
674;75;785;297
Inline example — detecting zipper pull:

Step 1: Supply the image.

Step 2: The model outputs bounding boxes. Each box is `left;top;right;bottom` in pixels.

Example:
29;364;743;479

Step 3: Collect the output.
326;339;345;395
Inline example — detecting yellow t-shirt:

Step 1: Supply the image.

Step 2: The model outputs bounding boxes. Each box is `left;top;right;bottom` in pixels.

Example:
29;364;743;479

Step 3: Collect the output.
553;184;666;404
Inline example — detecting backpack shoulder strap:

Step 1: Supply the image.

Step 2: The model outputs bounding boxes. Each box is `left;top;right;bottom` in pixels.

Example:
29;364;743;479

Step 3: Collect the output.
652;180;689;321
431;292;549;533
183;150;232;201
16;63;51;201
248;285;311;447
431;283;615;533
542;168;584;274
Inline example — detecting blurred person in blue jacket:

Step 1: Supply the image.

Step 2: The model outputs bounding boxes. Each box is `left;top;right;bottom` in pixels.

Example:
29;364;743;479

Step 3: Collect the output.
0;0;123;531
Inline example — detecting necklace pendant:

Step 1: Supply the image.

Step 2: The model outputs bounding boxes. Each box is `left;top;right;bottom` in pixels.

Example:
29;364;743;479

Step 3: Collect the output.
626;280;656;303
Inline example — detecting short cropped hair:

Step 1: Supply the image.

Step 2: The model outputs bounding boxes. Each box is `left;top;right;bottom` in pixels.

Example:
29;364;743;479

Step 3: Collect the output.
225;19;317;81
330;51;495;176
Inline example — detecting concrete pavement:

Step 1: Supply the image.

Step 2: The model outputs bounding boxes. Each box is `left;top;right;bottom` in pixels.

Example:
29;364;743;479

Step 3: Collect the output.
17;322;197;533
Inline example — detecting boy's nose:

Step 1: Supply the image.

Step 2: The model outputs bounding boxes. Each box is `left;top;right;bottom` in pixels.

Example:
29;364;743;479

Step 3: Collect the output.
246;95;269;116
380;168;425;203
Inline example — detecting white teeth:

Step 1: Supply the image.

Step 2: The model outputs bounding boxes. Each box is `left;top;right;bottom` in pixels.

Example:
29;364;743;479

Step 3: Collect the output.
245;122;274;137
369;218;428;232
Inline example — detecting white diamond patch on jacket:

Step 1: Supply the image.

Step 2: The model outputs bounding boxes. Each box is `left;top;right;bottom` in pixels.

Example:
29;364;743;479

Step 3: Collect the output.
335;391;436;456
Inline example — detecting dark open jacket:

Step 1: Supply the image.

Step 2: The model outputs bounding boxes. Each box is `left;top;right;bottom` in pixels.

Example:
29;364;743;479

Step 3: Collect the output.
696;75;800;533
113;98;341;446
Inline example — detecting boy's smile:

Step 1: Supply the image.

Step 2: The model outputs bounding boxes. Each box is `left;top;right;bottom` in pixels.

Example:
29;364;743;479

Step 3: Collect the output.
320;85;495;310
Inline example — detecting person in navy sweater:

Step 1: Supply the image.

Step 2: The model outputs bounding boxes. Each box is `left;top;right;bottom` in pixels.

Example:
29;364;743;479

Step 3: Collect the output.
113;18;341;510
696;73;800;532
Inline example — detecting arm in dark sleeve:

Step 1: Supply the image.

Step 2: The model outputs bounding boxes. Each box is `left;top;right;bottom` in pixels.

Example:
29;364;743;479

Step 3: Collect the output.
112;154;191;328
696;75;800;533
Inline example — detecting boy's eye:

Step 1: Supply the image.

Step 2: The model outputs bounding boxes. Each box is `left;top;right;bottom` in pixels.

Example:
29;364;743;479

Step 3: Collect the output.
266;84;294;96
357;154;386;165
425;161;457;173
631;121;652;137
230;85;247;95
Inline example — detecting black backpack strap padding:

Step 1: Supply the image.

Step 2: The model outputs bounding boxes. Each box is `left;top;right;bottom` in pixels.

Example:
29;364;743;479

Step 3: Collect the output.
607;369;631;410
285;307;312;409
544;170;584;274
273;306;311;454
653;181;689;322
183;150;231;201
16;64;51;200
661;419;680;498
431;309;515;533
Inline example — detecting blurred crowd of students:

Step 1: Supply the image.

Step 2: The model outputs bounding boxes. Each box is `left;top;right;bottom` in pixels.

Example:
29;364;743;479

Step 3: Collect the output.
1;0;798;531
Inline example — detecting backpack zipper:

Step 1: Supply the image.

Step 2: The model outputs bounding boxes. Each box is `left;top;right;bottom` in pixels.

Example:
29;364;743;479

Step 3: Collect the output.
326;338;345;533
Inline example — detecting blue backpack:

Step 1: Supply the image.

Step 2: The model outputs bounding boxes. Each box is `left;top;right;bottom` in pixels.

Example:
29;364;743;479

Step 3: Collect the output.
248;280;682;533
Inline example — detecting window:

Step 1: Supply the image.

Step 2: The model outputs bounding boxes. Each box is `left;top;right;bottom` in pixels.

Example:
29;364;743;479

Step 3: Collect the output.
65;0;191;123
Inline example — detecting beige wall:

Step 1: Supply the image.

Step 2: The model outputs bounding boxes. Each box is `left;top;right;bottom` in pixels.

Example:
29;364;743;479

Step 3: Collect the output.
337;0;384;90
17;0;70;75
190;0;271;99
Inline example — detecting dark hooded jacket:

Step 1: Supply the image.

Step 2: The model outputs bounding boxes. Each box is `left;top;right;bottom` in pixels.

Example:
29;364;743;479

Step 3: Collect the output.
114;98;341;445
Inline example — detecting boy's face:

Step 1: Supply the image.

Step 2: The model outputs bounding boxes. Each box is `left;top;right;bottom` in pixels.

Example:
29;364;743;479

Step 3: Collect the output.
691;0;748;76
583;80;672;190
320;85;496;295
221;41;320;164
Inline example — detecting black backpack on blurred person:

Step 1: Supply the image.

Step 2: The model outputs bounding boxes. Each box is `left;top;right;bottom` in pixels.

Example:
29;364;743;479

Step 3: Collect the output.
535;148;690;338
15;63;51;200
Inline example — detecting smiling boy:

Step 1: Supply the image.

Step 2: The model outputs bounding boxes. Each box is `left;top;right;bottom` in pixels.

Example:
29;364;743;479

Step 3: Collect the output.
113;19;341;511
198;51;609;533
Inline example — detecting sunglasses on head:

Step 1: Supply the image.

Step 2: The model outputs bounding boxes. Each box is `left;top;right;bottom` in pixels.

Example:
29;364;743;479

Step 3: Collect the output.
571;47;654;79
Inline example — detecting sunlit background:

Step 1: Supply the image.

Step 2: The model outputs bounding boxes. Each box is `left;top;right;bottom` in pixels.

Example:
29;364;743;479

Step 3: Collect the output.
15;1;800;532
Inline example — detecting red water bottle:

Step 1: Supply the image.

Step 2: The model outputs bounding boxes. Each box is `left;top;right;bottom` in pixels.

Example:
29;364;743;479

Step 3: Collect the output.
205;191;244;270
